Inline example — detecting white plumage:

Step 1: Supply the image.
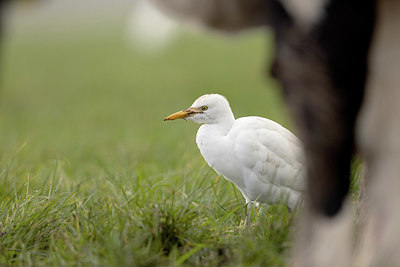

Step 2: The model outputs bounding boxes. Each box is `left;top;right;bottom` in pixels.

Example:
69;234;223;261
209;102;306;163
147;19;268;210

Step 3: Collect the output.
165;94;305;213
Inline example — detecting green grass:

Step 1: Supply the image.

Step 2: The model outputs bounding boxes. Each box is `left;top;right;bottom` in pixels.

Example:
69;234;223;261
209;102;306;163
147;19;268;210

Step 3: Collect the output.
0;18;328;266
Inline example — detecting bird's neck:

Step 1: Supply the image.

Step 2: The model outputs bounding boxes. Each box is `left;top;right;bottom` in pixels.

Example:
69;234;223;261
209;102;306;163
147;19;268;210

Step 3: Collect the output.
212;113;235;134
201;116;235;136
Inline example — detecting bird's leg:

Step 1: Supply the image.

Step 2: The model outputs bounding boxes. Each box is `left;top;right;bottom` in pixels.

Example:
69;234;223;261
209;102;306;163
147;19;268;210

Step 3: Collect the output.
244;202;252;226
254;201;260;216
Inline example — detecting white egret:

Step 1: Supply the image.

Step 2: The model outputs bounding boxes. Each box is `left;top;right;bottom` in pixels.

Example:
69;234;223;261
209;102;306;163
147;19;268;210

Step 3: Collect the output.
165;94;305;222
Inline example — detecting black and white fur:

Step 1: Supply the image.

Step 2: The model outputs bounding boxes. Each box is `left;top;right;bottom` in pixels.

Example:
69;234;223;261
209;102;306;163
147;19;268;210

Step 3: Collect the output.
151;0;400;266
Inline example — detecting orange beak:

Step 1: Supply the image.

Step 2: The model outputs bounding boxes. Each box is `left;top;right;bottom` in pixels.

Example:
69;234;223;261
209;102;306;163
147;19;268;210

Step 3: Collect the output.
164;107;200;121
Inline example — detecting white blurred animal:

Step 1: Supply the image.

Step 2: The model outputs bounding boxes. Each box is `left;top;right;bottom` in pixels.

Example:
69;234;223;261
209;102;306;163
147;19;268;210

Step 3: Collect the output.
125;0;180;52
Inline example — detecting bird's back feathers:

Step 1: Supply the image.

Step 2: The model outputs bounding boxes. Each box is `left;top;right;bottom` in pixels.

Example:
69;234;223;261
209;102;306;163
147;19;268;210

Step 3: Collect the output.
229;116;305;192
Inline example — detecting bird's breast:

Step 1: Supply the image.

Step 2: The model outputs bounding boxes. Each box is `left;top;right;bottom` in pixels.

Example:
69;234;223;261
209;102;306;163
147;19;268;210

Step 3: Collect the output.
196;126;244;186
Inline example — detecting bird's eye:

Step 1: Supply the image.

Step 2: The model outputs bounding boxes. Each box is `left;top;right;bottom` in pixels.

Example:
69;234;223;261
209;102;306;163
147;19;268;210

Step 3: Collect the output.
201;106;208;111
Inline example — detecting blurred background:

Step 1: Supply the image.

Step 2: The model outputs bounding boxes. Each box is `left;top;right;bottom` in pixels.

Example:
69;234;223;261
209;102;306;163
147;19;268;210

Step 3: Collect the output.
0;0;289;185
0;1;296;265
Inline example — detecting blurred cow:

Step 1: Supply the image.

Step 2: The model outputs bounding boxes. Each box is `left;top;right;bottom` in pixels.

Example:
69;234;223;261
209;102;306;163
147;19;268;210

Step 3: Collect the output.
150;0;400;266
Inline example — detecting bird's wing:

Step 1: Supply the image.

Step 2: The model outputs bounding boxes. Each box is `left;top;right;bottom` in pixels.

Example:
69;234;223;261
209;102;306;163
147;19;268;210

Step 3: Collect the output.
229;116;306;192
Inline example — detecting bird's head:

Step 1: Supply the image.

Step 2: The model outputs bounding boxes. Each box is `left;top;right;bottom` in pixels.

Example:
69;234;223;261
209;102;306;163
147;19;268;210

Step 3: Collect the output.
164;94;235;125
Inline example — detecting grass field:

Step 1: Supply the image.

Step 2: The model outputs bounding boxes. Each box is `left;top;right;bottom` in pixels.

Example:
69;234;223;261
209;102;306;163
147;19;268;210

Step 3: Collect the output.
0;8;361;266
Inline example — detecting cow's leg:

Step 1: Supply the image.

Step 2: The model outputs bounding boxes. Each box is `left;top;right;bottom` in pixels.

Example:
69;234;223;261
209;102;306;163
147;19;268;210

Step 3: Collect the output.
355;1;400;266
267;0;375;266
